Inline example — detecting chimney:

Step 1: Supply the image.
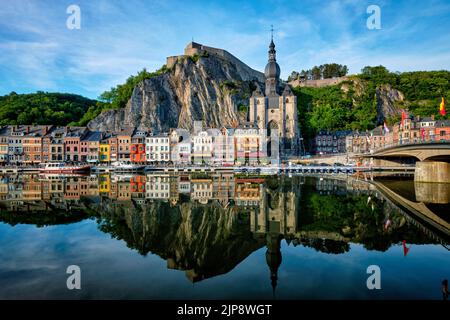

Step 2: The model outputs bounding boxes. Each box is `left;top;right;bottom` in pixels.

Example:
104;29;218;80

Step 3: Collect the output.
26;126;30;134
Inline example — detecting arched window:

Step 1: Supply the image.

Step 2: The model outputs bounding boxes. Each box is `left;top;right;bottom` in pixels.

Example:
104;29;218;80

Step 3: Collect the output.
286;98;289;103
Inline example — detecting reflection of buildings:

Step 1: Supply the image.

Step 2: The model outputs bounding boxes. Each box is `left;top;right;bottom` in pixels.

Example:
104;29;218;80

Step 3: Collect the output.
191;177;213;204
0;173;447;292
146;175;170;200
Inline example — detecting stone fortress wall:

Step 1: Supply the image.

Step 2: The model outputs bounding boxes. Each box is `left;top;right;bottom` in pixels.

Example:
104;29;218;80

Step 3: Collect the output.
288;76;349;88
167;42;265;83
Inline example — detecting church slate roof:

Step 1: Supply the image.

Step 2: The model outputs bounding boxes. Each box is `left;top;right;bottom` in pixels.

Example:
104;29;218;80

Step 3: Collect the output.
251;82;264;97
282;84;293;96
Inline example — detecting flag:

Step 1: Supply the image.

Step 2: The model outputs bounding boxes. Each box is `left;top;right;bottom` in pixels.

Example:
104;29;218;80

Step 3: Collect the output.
383;122;390;133
401;110;407;127
420;127;425;140
402;240;410;257
440;97;446;116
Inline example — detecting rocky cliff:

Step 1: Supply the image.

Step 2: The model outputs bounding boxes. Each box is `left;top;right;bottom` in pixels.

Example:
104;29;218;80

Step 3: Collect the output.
93;198;264;282
88;50;264;132
340;78;405;124
375;84;405;123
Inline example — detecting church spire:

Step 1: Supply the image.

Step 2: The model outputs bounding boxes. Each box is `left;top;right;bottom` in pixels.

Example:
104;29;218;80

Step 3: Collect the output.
264;25;280;96
268;25;276;62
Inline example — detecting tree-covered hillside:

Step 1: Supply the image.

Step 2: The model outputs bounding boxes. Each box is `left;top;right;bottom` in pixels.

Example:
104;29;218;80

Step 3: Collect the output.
0;91;98;126
294;66;450;145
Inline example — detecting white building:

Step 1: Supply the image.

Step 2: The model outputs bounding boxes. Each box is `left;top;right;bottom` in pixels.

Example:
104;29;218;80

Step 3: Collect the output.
191;131;212;165
145;175;170;200
169;129;191;164
234;125;268;165
210;127;235;166
145;134;171;163
191;178;213;204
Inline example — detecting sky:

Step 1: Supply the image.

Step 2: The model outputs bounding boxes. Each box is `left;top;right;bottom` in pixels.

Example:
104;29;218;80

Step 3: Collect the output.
1;0;450;99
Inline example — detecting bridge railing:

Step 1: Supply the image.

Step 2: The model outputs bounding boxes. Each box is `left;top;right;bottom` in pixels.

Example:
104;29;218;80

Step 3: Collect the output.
367;138;450;154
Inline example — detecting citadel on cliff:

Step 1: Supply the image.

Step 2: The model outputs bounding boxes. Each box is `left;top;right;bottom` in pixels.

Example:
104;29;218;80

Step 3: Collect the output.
167;36;301;157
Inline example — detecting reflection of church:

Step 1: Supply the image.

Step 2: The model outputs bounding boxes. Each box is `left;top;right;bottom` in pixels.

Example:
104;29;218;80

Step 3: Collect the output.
249;179;300;296
249;35;300;157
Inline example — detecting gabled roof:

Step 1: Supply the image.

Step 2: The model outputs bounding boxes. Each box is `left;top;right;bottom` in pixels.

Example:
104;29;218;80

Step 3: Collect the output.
82;131;102;142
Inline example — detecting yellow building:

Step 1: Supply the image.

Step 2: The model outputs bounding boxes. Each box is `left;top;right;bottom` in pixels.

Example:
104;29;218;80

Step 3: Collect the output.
99;143;110;162
98;174;111;194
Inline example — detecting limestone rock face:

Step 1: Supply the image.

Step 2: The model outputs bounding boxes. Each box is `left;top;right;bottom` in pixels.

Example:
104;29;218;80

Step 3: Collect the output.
88;54;263;132
375;84;405;124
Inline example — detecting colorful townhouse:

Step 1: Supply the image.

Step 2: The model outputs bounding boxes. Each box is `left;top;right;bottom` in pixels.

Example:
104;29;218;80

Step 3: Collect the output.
106;133;118;163
64;127;87;162
83;131;102;163
211;127;235;166
22;126;44;164
117;128;133;163
169;129;191;164
146;133;170;163
0;127;9;164
435;120;450;141
234;124;267;166
191;130;212;165
99;139;111;163
131;129;147;163
46;126;65;162
418;116;437;142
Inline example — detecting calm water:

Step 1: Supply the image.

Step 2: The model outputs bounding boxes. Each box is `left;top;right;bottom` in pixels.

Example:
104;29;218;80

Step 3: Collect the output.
0;173;448;300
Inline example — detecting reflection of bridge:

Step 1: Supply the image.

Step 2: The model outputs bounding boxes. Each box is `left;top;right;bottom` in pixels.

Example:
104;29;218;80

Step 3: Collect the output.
360;142;450;183
371;180;450;243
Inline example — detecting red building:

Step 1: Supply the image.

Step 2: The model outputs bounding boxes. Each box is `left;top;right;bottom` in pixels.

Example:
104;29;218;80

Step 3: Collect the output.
435;120;450;141
130;175;146;193
64;127;87;162
130;130;147;163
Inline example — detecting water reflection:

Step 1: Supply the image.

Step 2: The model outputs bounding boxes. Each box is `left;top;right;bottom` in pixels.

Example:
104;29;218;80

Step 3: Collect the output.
0;173;448;290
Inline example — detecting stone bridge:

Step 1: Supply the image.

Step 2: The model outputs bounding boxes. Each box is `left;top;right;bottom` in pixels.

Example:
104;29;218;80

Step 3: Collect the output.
368;142;450;162
360;142;450;183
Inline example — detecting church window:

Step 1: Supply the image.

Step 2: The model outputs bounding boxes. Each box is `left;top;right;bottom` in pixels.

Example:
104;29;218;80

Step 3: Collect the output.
286;98;289;103
257;116;260;121
257;100;260;105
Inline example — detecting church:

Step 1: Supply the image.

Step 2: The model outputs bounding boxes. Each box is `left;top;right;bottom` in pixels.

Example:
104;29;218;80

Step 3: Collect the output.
248;36;300;157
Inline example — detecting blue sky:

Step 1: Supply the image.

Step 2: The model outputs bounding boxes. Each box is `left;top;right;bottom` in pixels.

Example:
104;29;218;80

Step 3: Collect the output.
1;0;450;99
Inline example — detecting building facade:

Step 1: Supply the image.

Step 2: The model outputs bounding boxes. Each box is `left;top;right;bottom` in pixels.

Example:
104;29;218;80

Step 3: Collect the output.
248;37;300;157
146;134;170;163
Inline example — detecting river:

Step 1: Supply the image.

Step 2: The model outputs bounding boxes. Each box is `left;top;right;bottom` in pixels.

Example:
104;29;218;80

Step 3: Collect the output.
0;173;448;299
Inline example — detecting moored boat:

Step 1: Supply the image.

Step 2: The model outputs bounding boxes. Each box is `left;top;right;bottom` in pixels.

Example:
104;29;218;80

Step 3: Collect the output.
38;163;91;174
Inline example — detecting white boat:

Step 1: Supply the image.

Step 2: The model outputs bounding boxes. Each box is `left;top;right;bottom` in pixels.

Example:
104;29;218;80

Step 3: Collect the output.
38;162;91;174
91;161;146;173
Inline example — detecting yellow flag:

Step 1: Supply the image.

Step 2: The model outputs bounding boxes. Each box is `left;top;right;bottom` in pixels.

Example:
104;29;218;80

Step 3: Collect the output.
440;97;446;116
